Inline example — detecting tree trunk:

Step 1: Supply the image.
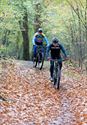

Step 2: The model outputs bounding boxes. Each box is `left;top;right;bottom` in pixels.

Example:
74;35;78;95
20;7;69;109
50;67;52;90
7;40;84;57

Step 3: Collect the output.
85;0;87;41
34;2;42;32
2;30;10;46
19;11;30;60
77;8;83;69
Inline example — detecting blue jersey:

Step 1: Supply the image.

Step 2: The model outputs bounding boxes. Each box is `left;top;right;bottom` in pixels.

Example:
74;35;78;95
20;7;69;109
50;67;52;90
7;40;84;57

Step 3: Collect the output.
35;34;44;45
32;32;49;46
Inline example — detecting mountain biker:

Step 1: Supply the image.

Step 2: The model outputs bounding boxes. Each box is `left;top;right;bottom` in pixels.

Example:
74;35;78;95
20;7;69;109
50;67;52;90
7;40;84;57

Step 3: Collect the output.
32;28;49;61
47;37;67;81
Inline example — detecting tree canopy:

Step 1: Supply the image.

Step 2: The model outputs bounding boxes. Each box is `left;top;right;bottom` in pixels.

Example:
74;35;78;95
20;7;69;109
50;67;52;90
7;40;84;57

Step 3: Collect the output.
0;0;87;70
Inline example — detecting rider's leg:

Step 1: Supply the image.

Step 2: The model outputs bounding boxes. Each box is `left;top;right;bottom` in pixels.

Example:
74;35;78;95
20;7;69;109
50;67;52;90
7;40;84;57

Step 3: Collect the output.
41;47;44;59
33;45;37;59
50;60;54;79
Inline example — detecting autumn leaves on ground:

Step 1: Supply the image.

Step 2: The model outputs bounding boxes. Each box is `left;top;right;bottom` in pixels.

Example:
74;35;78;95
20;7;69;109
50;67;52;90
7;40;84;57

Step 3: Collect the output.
0;60;87;125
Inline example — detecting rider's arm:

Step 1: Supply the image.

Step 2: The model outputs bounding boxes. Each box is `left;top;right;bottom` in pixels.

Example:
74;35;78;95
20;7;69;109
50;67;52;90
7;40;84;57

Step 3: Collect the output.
44;36;49;46
32;36;36;45
42;33;49;46
32;33;38;45
59;44;67;57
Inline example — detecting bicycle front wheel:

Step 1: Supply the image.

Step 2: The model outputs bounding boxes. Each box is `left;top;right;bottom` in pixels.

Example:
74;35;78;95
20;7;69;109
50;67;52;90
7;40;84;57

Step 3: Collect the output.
56;67;61;89
56;77;60;89
33;55;38;68
38;53;44;70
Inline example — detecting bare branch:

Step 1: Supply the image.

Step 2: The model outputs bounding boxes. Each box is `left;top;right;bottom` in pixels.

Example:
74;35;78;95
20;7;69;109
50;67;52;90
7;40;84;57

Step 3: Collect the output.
66;0;87;30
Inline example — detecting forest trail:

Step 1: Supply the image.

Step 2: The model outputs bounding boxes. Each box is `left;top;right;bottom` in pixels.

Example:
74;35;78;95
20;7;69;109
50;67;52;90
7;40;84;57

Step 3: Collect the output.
0;60;87;125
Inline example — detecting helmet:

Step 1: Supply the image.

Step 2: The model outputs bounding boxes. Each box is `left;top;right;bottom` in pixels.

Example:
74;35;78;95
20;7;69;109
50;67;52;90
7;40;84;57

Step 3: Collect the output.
38;28;43;33
52;38;59;44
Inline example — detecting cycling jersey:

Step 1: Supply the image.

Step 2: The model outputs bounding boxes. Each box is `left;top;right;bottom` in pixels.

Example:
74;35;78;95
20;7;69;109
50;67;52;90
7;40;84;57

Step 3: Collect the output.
47;43;67;59
32;32;49;46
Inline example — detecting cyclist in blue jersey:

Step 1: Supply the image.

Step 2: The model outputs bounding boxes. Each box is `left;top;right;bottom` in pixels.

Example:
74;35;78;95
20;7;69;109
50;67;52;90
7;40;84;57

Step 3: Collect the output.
32;28;49;60
47;37;67;81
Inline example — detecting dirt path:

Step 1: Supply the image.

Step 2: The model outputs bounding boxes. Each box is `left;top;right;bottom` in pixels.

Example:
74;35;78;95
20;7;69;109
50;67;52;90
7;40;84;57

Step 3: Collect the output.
0;60;87;125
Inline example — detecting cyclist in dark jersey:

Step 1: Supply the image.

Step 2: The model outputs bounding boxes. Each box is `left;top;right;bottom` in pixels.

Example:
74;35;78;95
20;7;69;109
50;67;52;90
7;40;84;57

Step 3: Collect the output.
47;38;67;81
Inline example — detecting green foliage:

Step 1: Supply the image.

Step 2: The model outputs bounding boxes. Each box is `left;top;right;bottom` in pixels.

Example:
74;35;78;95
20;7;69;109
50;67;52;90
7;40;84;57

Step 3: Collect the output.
0;0;87;68
0;0;34;59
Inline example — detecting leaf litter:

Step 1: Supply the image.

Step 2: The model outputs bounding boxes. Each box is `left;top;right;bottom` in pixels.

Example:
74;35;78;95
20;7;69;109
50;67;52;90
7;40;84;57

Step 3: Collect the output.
0;60;87;125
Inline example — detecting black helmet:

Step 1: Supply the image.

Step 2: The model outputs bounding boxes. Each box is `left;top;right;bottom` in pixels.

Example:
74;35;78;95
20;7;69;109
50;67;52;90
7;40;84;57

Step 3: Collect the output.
52;38;59;44
38;28;43;33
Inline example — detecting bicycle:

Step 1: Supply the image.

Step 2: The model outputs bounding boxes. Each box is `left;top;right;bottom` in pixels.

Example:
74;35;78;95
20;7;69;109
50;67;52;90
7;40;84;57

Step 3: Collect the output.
48;58;66;89
33;45;45;70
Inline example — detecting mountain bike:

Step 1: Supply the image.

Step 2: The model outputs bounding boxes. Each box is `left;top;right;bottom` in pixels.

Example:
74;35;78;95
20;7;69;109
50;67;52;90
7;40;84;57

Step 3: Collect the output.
33;45;45;70
49;58;65;89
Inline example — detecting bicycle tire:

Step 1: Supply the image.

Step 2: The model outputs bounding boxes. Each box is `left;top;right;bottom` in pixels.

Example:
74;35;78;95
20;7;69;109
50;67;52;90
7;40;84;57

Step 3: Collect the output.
38;53;44;70
54;74;60;89
53;64;56;85
54;77;57;85
56;76;60;89
40;57;44;70
53;62;61;89
33;46;45;70
33;49;40;68
56;67;61;89
33;56;38;68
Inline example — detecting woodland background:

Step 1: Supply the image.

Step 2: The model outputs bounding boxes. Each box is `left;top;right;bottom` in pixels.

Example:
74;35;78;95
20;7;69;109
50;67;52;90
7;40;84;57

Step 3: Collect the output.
0;0;87;72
